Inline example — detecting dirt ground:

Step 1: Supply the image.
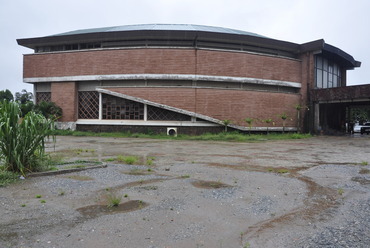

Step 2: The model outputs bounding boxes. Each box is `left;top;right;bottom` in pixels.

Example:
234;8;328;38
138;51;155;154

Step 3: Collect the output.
1;135;370;248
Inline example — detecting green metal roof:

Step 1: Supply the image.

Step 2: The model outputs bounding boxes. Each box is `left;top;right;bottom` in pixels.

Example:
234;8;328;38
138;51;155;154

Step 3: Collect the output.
51;24;267;38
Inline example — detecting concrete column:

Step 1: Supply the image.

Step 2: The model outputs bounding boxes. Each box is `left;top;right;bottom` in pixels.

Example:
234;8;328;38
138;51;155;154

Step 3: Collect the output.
314;103;320;133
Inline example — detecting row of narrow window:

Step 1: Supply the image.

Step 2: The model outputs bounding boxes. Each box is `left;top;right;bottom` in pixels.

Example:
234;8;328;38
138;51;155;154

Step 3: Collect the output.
315;56;342;89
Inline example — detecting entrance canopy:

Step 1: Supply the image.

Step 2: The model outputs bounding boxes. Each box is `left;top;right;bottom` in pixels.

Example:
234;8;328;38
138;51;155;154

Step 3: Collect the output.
310;84;370;133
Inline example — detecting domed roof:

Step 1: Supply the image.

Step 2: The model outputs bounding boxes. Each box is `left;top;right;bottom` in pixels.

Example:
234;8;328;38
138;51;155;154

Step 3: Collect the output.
52;24;267;38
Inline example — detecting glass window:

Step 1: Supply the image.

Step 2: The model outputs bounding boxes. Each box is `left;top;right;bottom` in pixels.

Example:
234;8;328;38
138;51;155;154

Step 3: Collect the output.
314;55;342;88
316;69;323;88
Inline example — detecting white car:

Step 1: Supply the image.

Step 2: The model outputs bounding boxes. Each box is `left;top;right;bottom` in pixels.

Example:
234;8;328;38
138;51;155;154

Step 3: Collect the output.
353;122;370;133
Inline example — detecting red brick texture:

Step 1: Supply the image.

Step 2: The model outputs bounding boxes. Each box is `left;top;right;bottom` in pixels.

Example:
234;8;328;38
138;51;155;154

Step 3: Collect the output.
109;87;300;127
24;48;301;83
51;82;77;122
24;48;303;128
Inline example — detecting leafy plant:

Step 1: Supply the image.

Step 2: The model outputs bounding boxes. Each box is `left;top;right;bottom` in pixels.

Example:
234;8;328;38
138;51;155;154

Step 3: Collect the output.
279;113;288;133
262;118;273;134
107;193;122;207
244;118;254;135
222;119;232;132
0;101;55;175
33;101;62;120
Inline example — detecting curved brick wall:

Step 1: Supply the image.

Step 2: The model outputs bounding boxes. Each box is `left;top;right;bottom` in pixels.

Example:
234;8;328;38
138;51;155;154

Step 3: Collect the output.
24;48;301;83
108;87;300;127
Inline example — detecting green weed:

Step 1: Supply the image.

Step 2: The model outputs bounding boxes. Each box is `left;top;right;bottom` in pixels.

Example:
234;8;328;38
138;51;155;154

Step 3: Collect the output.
117;155;138;165
0;101;55;175
35;194;42;198
0;170;19;187
106;193;122;208
338;188;344;195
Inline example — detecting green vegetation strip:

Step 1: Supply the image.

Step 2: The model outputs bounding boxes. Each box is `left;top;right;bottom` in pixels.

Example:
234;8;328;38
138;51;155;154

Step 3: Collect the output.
52;130;311;142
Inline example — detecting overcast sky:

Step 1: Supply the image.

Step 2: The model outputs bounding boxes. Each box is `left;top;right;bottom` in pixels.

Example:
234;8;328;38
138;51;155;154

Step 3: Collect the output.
1;0;369;95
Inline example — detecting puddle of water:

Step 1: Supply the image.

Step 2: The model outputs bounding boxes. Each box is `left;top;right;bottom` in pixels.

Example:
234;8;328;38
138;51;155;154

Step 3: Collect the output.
77;200;148;218
191;180;232;189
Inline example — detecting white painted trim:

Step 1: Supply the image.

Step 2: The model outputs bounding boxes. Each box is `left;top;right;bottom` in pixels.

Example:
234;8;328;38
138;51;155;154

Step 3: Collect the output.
24;74;301;88
143;104;147;121
98;92;102;120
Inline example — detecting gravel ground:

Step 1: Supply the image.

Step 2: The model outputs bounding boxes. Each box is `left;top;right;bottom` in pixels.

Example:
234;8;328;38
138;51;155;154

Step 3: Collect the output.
1;135;370;248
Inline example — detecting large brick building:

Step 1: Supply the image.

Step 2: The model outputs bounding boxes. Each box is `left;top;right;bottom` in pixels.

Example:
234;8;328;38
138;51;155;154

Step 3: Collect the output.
17;24;362;134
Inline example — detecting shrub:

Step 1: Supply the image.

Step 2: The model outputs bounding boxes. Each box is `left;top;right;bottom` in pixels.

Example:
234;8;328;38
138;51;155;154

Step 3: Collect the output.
33;101;62;120
0;101;55;175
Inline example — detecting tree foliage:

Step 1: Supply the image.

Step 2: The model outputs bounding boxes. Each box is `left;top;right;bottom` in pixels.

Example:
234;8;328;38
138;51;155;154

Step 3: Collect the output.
34;101;63;120
0;89;13;102
15;89;33;104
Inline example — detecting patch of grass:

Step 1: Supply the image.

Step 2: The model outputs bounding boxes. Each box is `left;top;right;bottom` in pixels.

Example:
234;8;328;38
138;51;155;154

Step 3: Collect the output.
63;164;87;169
0;170;19;187
64;175;94;181
21;204;26;207
40;200;46;203
276;168;290;174
267;168;290;174
116;155;138;165
106;193;122;208
73;148;96;155
338;188;344;195
35;194;42;198
360;161;368;166
104;157;116;162
52;130;312;142
181;175;191;179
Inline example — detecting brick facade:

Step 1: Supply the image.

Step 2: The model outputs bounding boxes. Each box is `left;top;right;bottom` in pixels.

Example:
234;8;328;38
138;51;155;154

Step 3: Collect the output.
51;82;77;122
109;87;300;127
24;48;301;83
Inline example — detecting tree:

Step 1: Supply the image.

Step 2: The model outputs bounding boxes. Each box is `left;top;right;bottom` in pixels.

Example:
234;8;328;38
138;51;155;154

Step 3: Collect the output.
245;117;254;135
262;118;273;134
222;119;231;132
15;89;33;104
0;89;13;102
279;113;288;133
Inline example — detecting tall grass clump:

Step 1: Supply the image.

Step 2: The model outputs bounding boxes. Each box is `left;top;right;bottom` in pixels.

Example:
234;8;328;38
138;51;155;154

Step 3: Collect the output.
0;101;55;175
